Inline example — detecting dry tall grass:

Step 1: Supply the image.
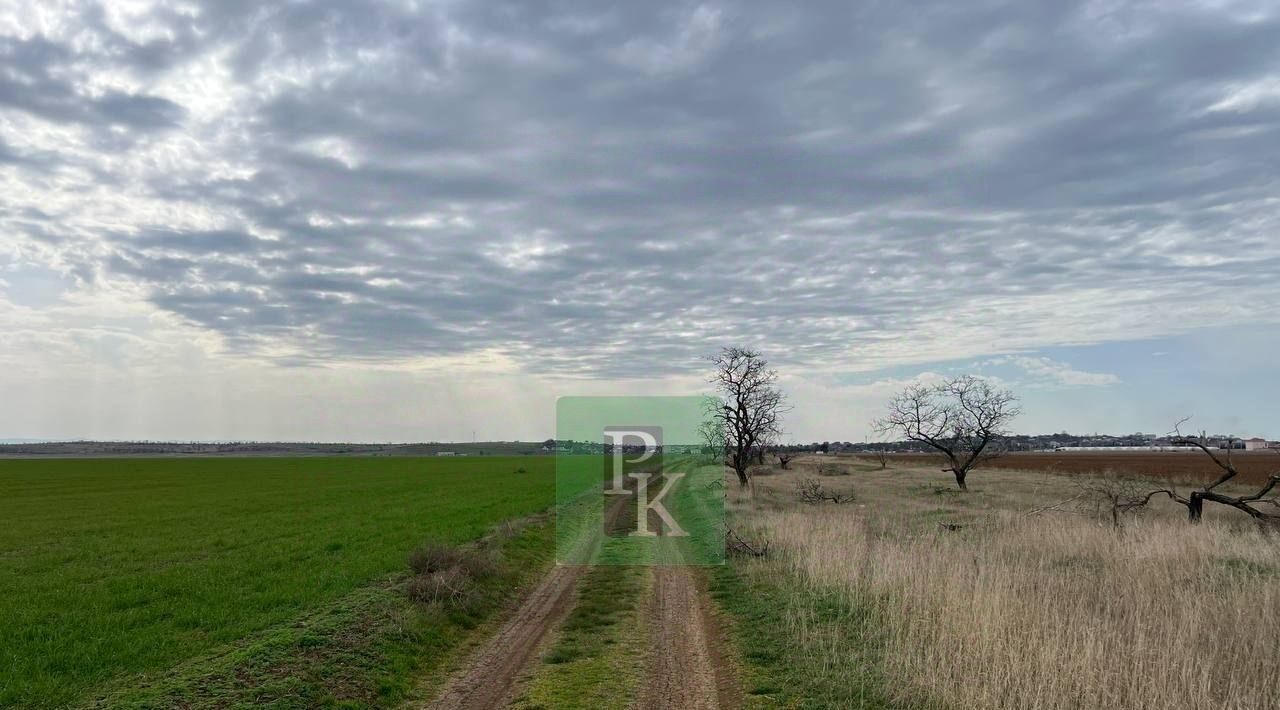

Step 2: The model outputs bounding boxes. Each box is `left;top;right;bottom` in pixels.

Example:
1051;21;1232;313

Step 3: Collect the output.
740;461;1280;709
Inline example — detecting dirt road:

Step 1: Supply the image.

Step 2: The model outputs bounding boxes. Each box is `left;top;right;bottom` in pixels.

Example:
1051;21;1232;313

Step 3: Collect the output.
427;495;630;709
641;566;741;710
426;563;584;709
426;479;742;709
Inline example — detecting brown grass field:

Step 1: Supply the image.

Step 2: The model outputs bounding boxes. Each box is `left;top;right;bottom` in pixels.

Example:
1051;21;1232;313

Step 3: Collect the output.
883;450;1280;487
729;456;1280;709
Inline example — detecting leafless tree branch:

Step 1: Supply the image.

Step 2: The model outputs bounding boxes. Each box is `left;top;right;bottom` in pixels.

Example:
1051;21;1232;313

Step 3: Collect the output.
707;347;789;487
726;527;770;557
1122;419;1280;527
873;375;1020;490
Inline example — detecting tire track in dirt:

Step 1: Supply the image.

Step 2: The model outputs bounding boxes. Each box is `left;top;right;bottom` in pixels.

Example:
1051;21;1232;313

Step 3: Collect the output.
425;471;744;709
426;563;584;709
425;496;630;709
642;565;743;709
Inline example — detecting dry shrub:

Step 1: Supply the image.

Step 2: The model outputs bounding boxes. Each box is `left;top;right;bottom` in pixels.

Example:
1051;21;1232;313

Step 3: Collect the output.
765;506;1280;709
1072;471;1153;527
405;543;498;612
408;543;468;576
795;476;853;504
456;551;498;580
409;543;497;578
406;567;479;610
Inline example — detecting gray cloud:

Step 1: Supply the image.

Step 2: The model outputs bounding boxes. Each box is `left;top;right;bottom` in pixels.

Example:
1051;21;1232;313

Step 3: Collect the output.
0;36;185;132
3;0;1280;376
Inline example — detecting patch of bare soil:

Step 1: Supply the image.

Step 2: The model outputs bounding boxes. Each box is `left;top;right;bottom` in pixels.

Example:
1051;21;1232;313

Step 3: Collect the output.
641;566;742;710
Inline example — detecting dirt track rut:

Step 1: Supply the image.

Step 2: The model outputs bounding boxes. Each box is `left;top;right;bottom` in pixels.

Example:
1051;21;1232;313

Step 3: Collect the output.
641;566;741;710
427;495;628;709
426;478;741;709
426;564;583;709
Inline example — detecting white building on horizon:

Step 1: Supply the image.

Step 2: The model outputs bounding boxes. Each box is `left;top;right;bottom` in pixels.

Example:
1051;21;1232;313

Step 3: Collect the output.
1243;438;1271;451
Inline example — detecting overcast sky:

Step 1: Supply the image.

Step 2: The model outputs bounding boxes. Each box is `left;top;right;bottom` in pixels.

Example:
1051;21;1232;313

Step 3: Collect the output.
2;0;1278;442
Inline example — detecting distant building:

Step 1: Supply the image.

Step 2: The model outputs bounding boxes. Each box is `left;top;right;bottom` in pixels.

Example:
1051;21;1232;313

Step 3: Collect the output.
1243;438;1270;451
1056;446;1200;452
436;451;456;456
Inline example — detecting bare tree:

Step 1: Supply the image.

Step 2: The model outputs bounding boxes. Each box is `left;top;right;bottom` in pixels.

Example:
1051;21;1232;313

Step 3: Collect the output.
1121;419;1280;526
776;450;796;469
874;375;1020;491
1072;476;1149;528
869;448;890;470
708;347;787;487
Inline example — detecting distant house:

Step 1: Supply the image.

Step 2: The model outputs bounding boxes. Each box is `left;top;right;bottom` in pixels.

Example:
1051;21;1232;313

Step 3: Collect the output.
1243;438;1270;451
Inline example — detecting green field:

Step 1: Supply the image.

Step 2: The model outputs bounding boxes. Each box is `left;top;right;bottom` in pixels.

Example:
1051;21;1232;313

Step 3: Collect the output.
0;456;555;708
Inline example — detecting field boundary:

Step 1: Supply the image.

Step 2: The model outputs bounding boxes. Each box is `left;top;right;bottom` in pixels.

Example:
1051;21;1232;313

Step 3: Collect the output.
85;512;557;709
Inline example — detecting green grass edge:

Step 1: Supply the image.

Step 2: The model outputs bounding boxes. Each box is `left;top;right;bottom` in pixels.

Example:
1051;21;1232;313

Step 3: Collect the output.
708;558;908;710
88;519;556;709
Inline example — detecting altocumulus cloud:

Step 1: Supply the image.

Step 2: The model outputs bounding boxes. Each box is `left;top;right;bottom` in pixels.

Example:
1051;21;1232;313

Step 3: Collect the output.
993;356;1121;388
3;0;1280;377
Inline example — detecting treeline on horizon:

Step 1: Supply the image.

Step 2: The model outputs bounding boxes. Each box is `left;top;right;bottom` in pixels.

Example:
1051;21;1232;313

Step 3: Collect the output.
5;431;1273;456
